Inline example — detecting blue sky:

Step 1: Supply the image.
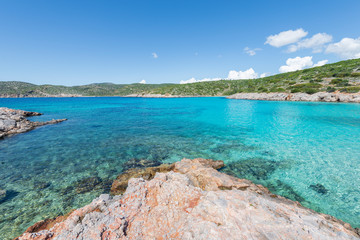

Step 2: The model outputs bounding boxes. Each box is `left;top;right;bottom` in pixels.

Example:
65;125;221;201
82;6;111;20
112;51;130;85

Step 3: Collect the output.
0;0;359;85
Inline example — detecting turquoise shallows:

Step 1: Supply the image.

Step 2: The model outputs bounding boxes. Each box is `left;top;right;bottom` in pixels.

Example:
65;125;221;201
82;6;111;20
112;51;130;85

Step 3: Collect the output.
0;97;359;239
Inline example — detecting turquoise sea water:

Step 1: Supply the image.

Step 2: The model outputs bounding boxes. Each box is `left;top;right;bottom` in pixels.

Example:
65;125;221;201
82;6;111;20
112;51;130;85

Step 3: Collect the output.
0;97;359;239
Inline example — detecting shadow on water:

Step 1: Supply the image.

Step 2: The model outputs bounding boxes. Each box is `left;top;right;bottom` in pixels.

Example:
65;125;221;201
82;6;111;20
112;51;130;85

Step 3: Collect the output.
220;157;308;204
0;190;19;204
221;157;291;181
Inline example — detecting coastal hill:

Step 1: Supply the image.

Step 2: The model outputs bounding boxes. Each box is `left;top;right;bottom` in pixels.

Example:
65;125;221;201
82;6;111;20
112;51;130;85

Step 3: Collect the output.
1;58;359;97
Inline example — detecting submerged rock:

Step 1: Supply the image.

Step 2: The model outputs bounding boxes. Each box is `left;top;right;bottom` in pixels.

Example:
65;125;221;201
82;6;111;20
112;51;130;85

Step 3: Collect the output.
267;180;306;203
0;189;6;202
122;158;162;171
17;158;360;240
222;157;289;181
310;183;329;195
32;181;51;190
74;176;103;194
0;107;67;138
111;163;175;195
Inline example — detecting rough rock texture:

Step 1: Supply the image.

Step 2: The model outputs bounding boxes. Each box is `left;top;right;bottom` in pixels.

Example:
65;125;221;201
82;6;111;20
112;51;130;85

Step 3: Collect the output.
0;107;67;138
110;163;175;195
16;158;360;240
227;92;360;103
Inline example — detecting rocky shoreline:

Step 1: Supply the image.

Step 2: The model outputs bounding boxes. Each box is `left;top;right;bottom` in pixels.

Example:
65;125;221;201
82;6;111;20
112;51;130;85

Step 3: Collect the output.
0;94;83;98
125;93;199;98
16;158;360;240
0;107;67;139
227;92;360;103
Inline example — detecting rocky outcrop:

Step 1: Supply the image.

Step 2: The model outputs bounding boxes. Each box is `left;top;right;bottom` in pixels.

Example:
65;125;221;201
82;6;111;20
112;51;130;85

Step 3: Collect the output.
0;107;67;138
16;158;360;240
227;92;360;103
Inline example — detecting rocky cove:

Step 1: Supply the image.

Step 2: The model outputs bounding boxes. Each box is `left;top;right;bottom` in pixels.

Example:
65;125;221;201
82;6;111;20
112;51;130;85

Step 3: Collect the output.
15;158;360;240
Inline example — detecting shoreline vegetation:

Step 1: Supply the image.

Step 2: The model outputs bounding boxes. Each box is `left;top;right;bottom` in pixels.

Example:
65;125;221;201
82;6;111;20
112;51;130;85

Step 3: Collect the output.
16;158;360;239
1;58;360;101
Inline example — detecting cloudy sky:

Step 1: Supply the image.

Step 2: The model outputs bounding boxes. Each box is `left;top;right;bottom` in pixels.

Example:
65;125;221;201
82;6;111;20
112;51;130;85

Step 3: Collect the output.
0;0;359;85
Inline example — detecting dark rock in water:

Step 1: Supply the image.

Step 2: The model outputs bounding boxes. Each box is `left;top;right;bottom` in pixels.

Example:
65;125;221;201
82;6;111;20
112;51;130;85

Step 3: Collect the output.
33;181;51;190
0;189;6;202
123;158;162;171
222;159;302;203
0;189;18;203
211;142;258;154
310;183;329;195
75;176;102;194
267;180;306;203
59;185;74;195
210;147;225;153
222;157;289;181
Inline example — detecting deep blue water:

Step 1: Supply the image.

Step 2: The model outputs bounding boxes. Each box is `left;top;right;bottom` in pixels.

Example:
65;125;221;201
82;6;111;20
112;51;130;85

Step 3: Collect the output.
0;97;359;239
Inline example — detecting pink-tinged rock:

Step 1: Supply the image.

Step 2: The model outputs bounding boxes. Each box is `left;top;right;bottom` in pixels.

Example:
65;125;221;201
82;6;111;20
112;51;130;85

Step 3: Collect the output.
16;158;360;240
227;92;360;103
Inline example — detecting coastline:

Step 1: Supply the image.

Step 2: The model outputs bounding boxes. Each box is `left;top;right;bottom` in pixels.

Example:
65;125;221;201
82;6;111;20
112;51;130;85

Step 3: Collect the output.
16;158;360;240
227;92;360;103
2;92;360;103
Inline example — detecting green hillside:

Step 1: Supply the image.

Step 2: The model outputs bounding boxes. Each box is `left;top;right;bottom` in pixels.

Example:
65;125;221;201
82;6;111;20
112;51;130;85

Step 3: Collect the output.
1;58;359;97
150;58;360;96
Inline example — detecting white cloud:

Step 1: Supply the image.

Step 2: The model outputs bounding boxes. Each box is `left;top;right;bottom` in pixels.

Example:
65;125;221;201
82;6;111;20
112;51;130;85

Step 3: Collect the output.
228;68;259;79
265;28;308;47
260;73;267;78
152;52;158;59
279;56;313;73
180;77;222;84
244;47;262;56
180;68;263;84
139;79;146;84
288;33;333;53
279;56;328;73
313;59;328;67
326;37;360;59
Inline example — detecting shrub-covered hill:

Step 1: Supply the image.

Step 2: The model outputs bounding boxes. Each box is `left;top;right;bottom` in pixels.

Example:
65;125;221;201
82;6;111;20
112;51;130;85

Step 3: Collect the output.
149;58;360;96
1;58;359;97
0;82;174;97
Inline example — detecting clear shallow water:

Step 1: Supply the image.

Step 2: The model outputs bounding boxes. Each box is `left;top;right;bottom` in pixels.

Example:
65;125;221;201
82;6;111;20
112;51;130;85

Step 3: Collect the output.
0;97;359;239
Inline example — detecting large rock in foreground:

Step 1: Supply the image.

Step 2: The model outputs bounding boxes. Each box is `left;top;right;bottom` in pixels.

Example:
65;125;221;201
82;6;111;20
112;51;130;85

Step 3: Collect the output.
0;107;67;138
16;158;360;240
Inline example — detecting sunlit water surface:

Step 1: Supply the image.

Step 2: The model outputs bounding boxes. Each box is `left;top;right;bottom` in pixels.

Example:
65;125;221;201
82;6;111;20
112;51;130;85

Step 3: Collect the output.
0;97;359;239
